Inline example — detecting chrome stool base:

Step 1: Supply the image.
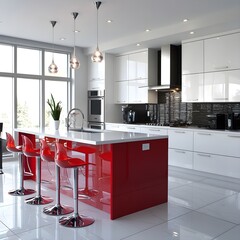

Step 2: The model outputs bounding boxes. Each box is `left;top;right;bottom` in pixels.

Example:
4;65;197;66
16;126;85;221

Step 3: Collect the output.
43;204;73;216
25;196;53;205
59;214;95;228
8;188;35;196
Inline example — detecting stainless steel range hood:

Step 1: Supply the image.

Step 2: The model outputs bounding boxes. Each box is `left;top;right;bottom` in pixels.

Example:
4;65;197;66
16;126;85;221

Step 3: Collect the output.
148;45;181;91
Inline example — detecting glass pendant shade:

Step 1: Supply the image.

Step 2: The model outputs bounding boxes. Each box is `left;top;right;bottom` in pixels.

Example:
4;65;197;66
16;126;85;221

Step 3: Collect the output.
91;47;103;62
48;60;58;73
48;21;58;73
70;12;80;69
92;1;103;63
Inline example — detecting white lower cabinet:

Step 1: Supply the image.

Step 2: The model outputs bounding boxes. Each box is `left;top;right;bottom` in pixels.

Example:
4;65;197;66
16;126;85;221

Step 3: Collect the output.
169;149;193;169
120;125;141;133
194;131;240;158
194;152;240;179
140;127;168;135
168;129;194;151
168;129;194;168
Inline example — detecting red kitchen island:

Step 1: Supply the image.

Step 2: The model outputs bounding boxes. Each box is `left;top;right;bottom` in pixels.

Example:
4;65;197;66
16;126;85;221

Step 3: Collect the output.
15;128;168;220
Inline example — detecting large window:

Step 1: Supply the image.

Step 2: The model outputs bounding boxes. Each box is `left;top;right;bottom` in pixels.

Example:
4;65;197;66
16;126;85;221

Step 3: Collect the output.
0;77;13;134
45;80;68;128
17;78;40;128
17;47;41;75
0;41;71;138
0;44;14;73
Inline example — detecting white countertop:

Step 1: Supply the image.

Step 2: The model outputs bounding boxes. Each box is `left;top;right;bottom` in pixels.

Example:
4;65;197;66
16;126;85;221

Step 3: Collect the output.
15;128;168;145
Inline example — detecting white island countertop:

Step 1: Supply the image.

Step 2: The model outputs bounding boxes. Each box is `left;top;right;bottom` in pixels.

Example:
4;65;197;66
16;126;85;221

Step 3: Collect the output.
15;128;168;145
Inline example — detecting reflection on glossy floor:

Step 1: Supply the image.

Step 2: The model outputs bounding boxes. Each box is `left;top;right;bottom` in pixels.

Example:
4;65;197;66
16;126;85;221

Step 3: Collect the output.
1;160;240;240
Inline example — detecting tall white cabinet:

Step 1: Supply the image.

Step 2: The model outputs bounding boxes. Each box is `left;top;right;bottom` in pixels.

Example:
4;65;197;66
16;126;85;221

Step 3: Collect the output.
114;49;158;104
182;30;240;103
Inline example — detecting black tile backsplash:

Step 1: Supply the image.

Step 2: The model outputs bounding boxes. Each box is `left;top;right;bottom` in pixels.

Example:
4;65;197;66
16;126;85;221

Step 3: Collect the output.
146;91;240;126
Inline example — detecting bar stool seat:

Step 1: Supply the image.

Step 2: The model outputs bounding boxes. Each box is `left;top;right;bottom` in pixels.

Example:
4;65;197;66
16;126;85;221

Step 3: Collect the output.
22;136;53;205
40;139;73;216
55;142;94;228
69;145;98;198
6;133;35;196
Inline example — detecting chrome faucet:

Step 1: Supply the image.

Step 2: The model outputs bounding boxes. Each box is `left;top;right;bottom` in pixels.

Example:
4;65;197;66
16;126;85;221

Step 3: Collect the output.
66;108;84;131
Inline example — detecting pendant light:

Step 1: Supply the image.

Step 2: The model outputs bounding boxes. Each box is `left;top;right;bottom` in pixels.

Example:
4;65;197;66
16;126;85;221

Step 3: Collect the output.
91;1;103;63
70;12;80;69
48;21;58;73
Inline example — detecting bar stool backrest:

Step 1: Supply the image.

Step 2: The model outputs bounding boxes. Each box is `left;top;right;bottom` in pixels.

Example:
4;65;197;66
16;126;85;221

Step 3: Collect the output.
22;136;39;157
6;132;21;153
40;139;54;162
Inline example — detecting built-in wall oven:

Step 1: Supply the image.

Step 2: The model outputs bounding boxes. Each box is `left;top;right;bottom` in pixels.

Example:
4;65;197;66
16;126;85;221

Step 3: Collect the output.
88;90;105;129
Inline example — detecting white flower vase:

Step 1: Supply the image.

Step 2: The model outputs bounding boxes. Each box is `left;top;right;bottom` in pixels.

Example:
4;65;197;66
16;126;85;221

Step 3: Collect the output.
54;120;60;130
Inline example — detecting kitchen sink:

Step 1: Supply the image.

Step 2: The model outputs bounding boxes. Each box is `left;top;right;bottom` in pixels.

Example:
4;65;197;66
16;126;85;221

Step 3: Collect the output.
68;128;100;133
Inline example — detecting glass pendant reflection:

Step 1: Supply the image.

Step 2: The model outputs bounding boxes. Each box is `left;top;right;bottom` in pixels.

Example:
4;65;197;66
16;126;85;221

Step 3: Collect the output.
48;60;58;73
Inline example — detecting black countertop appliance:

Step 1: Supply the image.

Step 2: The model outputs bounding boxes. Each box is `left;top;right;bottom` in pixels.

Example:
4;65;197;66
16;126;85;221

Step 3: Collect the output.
227;112;240;130
122;105;149;124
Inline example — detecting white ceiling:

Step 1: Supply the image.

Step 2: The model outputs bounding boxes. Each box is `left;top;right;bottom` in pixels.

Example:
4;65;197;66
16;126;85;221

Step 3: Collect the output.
0;0;240;54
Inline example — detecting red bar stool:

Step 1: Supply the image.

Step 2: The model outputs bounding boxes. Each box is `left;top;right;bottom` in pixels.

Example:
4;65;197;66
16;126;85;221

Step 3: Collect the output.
40;139;73;216
5;133;35;196
55;142;94;228
22;135;53;205
69;145;98;198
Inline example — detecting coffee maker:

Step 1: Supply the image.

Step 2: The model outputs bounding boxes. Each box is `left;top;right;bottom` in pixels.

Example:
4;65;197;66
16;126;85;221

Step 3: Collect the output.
122;106;136;124
122;105;149;124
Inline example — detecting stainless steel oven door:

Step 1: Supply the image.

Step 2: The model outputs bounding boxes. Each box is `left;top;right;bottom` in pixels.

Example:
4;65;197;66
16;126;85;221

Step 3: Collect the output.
88;96;105;122
88;122;105;130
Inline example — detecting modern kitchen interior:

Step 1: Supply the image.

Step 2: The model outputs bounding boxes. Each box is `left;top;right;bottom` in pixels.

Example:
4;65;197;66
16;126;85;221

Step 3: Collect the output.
1;0;240;239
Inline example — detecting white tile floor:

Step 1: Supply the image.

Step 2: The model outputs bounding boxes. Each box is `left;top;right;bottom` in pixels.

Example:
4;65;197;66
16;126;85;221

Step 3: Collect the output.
1;160;240;240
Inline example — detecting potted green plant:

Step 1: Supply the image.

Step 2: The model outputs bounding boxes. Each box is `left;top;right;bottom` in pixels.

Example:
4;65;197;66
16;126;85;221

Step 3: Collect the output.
47;93;62;130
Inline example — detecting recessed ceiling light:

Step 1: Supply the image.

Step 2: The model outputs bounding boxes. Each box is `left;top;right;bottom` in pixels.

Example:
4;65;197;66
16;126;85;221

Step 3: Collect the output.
183;18;189;22
136;43;141;47
190;31;195;35
60;37;66;41
106;19;112;23
145;29;151;32
74;30;80;33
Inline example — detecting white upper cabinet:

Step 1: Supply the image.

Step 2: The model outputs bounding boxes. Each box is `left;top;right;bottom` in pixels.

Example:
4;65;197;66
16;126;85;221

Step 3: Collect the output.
115;55;128;81
88;56;105;90
204;32;240;72
204;69;240;102
114;49;157;104
182;30;240;103
128;51;148;80
182;74;204;102
182;41;204;74
114;80;129;104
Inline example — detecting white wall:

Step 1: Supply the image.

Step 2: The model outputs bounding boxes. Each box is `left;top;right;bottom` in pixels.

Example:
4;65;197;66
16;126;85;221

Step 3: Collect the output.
72;47;88;127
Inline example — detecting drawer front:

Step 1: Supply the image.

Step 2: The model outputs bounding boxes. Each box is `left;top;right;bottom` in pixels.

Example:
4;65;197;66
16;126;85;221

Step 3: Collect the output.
141;127;168;135
168;129;193;151
169;149;193;169
194;131;240;157
194;152;240;178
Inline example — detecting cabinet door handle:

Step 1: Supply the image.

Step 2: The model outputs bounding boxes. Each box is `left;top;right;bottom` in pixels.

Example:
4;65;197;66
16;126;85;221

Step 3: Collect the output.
127;127;136;129
149;129;161;132
175;150;186;154
197;132;212;136
198;153;211;157
213;97;229;100
190;99;199;101
175;131;186;134
214;66;229;70
228;135;240;138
